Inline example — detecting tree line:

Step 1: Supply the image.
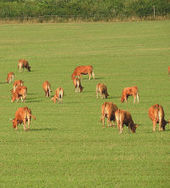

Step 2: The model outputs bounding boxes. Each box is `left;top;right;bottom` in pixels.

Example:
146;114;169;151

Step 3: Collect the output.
0;0;169;21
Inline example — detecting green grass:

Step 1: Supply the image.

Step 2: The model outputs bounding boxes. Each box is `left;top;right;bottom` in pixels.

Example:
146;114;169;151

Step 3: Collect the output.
0;21;170;188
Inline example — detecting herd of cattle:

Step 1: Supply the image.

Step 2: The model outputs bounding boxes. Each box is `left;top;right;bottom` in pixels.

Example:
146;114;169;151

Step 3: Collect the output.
6;60;170;133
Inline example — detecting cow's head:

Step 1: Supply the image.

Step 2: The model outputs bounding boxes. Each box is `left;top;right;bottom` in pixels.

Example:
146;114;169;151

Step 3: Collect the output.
11;93;17;103
131;124;138;133
27;66;31;72
12;119;18;129
162;119;170;131
121;96;125;103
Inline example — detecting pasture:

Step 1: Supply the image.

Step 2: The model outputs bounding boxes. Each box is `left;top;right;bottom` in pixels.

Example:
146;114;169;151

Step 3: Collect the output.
0;21;170;187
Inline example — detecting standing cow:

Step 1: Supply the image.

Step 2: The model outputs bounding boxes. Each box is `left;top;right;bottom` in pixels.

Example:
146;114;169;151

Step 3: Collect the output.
121;86;139;103
13;80;24;92
12;107;36;131
42;81;52;97
6;72;15;83
115;109;138;134
148;104;170;132
73;77;83;93
18;59;31;72
101;102;118;128
51;87;64;103
11;86;27;103
96;83;109;99
72;65;95;80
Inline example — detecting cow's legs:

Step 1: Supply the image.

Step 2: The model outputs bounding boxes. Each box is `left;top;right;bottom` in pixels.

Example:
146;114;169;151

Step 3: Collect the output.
92;71;95;79
23;118;27;131
153;120;156;132
88;72;91;80
28;117;31;129
134;95;136;103
159;120;163;131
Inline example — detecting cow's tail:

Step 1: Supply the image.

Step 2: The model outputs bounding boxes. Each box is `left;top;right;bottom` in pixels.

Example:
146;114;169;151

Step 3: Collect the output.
59;89;63;99
47;85;52;97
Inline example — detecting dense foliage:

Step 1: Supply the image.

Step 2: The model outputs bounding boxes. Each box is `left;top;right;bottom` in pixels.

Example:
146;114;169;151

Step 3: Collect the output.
0;0;169;21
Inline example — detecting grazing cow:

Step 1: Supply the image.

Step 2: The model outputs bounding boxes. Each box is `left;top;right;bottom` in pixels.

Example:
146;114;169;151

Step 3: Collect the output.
148;104;170;132
73;77;83;93
101;102;118;128
115;109;138;134
168;66;170;75
96;83;109;99
121;86;139;103
12;107;36;131
18;59;31;72
6;72;15;83
51;87;64;103
11;86;27;103
72;65;95;80
42;81;52;97
13;80;24;92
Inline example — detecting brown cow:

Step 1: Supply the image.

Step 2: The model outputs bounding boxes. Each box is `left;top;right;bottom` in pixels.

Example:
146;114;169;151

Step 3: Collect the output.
115;109;138;134
121;86;139;103
18;59;31;72
51;87;64;103
148;104;170;132
73;77;83;93
12;107;36;131
6;72;15;83
72;65;95;80
101;102;118;128
11;86;27;103
13;80;24;92
42;81;52;97
96;83;109;99
168;66;170;75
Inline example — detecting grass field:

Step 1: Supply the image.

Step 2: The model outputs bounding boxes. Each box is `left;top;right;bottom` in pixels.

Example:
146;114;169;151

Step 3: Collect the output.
0;21;170;187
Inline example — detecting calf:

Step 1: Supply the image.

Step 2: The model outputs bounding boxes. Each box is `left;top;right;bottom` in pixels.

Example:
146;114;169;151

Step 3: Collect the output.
72;65;95;80
18;59;31;72
13;80;24;92
11;86;27;103
148;104;170;132
115;109;138;134
73;77;83;93
51;87;64;103
96;83;109;99
121;86;139;103
12;107;36;131
6;72;15;83
42;81;52;97
101;102;118;128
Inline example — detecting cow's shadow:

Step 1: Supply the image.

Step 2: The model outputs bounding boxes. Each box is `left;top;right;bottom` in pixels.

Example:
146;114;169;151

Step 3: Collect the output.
30;128;58;132
0;82;7;84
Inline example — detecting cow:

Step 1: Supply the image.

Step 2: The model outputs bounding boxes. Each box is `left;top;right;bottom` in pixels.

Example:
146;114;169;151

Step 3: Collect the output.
13;80;24;92
101;102;118;128
72;65;95;80
168;66;170;75
96;83;109;99
42;81;52;97
18;59;31;72
73;77;83;93
121;86;139;103
12;107;36;131
51;87;64;103
115;109;138;134
148;104;170;132
11;86;27;103
6;72;15;83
